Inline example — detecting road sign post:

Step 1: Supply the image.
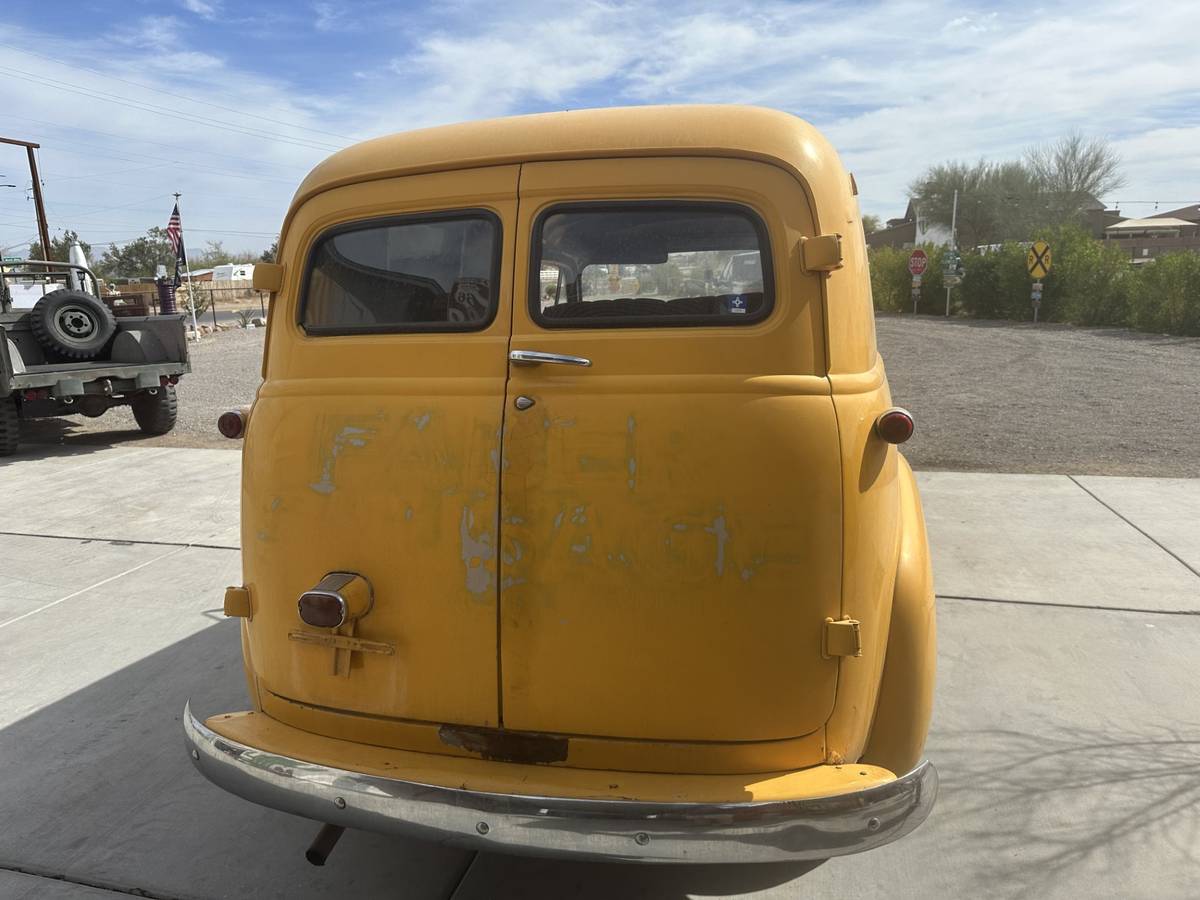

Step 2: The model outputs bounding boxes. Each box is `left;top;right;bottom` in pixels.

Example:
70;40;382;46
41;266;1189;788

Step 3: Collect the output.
1027;241;1051;324
907;249;928;277
908;250;928;314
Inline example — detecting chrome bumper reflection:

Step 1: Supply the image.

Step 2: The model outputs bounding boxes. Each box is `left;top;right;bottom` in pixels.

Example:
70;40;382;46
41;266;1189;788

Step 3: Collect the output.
183;703;937;864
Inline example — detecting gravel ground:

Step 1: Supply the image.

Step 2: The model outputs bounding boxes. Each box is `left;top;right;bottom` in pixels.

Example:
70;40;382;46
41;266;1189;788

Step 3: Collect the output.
15;317;1200;476
877;314;1200;476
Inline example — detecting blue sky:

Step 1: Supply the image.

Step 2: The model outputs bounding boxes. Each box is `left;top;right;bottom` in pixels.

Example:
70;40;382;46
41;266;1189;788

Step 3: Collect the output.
1;0;1197;259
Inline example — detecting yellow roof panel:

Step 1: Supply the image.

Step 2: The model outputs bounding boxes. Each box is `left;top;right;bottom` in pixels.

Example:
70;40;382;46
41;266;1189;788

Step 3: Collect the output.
289;105;850;232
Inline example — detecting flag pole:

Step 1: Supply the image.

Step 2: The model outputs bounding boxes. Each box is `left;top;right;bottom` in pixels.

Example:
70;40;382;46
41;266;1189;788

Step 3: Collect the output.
175;192;199;339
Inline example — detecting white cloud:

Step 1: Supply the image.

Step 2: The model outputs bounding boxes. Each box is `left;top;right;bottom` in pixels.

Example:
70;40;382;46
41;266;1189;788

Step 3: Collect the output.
1;0;1196;257
369;0;1200;218
181;0;219;20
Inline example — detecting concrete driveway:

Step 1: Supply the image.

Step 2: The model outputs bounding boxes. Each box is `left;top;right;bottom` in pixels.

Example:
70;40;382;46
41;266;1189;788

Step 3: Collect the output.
1;448;1197;899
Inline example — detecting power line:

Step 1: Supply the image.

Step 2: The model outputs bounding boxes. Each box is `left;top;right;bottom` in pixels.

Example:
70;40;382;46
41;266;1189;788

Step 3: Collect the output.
0;65;347;153
33;143;300;185
5;112;313;176
0;40;364;144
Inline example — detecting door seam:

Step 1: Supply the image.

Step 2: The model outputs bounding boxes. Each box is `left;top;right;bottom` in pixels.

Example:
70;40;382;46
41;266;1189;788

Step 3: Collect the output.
495;162;525;727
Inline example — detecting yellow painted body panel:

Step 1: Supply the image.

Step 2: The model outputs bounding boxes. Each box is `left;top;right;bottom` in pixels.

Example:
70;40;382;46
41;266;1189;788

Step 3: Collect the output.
825;360;901;763
242;165;519;728
500;158;841;744
861;456;937;774
205;711;895;804
228;105;935;791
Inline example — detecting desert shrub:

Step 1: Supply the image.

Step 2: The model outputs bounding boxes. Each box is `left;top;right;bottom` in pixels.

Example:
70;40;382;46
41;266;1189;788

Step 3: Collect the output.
1034;224;1130;326
1128;252;1200;336
868;244;945;314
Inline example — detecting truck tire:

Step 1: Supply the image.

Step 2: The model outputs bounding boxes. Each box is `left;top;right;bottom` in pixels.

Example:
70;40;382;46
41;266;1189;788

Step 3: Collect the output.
131;386;177;435
0;396;19;457
30;290;118;360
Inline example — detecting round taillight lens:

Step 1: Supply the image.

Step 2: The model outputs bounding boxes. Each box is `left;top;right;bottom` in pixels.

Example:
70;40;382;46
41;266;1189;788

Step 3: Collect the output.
217;410;246;439
298;592;346;629
875;407;914;444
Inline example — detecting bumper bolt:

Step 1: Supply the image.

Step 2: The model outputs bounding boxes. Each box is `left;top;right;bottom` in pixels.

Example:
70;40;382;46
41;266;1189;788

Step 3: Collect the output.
476;822;490;835
635;832;650;846
334;797;346;810
866;817;881;832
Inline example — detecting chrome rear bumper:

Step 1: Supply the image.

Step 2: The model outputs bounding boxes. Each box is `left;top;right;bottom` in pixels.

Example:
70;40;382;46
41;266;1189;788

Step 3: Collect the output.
183;703;936;863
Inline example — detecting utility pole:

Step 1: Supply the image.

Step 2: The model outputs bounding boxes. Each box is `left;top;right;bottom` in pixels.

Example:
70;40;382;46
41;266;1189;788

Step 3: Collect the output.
175;192;200;338
945;188;958;317
0;136;51;260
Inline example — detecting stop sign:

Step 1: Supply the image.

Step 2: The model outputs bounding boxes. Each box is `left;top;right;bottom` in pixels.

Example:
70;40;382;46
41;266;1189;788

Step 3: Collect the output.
908;249;928;276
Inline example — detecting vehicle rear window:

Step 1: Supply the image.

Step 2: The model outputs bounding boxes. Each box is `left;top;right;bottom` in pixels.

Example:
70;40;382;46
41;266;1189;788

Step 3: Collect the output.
532;204;772;327
300;211;500;334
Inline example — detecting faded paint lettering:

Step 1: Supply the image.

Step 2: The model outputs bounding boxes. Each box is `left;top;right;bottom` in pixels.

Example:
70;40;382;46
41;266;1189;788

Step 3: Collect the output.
310;425;374;495
704;515;730;577
459;506;495;596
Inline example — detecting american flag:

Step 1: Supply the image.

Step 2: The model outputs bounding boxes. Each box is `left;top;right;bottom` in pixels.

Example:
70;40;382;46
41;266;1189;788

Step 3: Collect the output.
166;202;186;287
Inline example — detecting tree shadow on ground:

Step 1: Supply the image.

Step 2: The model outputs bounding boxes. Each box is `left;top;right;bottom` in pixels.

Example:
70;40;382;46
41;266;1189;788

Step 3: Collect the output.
929;725;1200;899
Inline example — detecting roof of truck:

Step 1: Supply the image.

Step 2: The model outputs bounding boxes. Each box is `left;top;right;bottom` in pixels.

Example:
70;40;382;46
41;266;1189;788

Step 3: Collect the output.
289;105;852;232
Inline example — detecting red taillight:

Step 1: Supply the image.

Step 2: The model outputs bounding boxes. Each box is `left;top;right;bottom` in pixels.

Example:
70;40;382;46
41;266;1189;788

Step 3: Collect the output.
217;409;246;439
875;407;914;444
298;592;347;629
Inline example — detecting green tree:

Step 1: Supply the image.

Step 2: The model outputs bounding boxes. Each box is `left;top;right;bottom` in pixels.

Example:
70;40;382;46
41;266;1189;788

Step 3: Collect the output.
908;160;1043;250
1025;133;1125;225
861;214;881;235
260;239;278;263
28;229;92;263
94;227;175;280
908;134;1125;248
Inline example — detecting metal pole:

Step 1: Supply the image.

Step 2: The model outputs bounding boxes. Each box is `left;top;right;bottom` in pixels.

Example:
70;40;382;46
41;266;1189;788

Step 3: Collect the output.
175;192;200;338
0;137;52;260
945;188;958;317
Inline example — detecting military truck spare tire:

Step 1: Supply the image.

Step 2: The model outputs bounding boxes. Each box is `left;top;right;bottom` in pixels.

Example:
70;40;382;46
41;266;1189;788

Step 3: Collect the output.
30;290;118;360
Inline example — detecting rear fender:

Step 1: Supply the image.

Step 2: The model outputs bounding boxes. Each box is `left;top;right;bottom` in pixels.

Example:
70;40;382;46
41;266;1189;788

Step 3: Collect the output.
859;455;936;774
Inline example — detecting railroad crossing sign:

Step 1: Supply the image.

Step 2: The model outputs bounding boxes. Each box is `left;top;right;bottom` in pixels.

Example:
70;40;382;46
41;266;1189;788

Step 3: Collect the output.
907;249;928;276
1027;240;1052;278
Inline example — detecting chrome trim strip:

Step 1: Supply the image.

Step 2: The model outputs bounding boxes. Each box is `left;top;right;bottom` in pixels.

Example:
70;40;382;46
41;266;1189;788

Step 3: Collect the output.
509;350;592;368
183;703;937;864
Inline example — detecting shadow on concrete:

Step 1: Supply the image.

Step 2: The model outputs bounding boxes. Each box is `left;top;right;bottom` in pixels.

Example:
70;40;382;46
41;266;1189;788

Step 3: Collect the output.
0;620;828;899
931;725;1200;899
11;416;157;460
0;620;471;900
453;853;823;899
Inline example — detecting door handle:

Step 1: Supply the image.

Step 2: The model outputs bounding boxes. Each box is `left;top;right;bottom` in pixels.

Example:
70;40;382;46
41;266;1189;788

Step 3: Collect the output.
509;350;592;368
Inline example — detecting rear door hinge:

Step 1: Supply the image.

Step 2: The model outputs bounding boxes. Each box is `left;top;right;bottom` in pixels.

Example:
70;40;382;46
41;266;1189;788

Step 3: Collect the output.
800;233;844;273
823;617;862;658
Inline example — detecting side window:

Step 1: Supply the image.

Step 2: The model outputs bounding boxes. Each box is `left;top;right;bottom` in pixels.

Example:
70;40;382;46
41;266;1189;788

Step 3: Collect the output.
531;204;772;327
300;211;500;334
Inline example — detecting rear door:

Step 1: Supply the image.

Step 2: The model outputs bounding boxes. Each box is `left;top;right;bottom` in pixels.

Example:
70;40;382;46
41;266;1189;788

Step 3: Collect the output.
243;166;517;728
498;158;844;743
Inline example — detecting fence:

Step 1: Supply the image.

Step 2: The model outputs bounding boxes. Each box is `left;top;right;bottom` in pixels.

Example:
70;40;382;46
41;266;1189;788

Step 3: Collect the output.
140;280;270;329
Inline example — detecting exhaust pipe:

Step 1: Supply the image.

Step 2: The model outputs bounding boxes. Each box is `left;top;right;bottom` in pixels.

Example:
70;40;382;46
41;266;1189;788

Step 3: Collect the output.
305;823;345;866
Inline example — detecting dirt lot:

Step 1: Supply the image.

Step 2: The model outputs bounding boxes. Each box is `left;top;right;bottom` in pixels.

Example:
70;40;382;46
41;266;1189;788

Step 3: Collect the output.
13;316;1200;476
877;315;1200;476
